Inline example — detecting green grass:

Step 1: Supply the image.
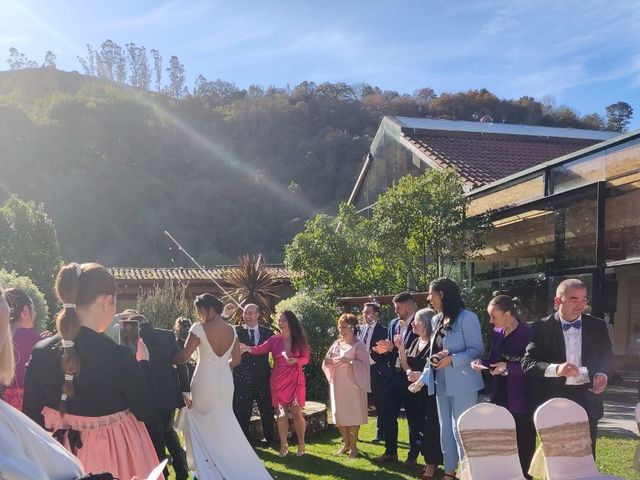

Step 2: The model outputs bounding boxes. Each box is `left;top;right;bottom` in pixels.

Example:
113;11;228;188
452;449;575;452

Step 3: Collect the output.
166;417;640;479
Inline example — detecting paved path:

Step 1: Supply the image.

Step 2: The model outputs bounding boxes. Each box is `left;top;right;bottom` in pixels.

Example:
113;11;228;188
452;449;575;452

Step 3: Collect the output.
599;383;638;438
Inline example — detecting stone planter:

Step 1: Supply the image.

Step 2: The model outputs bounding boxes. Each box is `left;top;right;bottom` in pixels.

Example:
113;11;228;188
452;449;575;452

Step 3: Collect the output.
248;401;328;442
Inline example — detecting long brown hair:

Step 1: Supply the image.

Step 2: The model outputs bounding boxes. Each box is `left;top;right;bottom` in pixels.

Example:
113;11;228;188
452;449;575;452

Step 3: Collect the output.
282;310;308;354
55;262;116;414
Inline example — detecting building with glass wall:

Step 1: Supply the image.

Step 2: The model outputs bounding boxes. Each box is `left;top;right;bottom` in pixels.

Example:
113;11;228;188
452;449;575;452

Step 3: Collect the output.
348;116;640;362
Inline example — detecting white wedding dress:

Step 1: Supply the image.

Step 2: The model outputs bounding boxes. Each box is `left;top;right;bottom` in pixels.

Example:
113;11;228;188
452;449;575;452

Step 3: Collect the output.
177;322;273;480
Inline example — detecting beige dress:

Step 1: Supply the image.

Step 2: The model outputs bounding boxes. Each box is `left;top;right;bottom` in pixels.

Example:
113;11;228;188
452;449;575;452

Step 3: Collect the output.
322;340;372;426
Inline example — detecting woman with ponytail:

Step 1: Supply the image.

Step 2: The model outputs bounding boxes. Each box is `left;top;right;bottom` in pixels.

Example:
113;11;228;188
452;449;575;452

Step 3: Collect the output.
23;262;161;480
471;295;535;479
2;287;41;410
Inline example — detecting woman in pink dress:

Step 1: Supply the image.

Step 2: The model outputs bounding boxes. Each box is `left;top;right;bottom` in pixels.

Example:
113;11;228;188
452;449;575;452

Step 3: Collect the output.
240;310;310;457
322;314;371;458
2;288;41;410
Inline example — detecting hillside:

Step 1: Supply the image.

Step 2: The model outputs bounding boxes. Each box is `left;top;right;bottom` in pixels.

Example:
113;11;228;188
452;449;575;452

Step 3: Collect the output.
0;69;370;266
0;68;623;267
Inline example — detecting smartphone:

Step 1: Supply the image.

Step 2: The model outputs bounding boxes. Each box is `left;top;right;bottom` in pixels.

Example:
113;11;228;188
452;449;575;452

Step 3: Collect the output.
119;319;139;355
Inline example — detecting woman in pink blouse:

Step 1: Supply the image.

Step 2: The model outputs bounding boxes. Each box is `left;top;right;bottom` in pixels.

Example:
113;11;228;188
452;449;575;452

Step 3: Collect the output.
240;310;310;457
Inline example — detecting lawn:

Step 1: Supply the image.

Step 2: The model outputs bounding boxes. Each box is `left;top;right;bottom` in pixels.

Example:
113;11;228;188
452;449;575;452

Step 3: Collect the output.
167;416;640;479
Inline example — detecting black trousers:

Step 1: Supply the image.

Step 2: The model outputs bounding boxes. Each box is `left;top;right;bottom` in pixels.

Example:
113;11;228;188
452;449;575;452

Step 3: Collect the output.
513;412;536;480
383;370;416;456
160;408;188;480
421;392;444;466
233;379;274;444
370;367;387;441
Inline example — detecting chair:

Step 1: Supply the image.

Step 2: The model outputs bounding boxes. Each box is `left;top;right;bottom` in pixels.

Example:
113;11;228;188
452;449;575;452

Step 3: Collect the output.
634;402;639;473
532;398;623;479
457;403;526;480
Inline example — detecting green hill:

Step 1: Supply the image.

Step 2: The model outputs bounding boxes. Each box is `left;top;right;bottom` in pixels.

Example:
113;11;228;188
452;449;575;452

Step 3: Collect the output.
0;69;369;266
0;68;621;267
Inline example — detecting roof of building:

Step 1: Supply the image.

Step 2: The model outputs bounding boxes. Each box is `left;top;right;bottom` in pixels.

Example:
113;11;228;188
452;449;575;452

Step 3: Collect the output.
393;116;617;141
108;266;291;282
402;131;603;189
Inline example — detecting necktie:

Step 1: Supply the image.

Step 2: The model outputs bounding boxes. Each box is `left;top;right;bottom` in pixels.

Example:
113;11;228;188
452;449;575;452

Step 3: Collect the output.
360;325;368;343
562;319;582;331
249;328;256;346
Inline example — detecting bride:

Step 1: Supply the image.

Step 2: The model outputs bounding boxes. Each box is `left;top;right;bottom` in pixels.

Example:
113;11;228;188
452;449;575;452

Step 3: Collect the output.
173;293;272;480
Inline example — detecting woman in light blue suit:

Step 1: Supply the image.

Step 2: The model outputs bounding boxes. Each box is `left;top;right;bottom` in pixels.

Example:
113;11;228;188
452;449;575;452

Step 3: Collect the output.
411;278;484;480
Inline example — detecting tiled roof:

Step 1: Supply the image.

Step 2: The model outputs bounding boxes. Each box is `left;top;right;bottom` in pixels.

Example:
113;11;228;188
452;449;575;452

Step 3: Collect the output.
108;266;291;282
402;131;602;189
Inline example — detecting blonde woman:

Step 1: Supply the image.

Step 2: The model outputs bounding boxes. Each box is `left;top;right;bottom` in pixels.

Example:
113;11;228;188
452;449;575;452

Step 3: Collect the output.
322;313;372;458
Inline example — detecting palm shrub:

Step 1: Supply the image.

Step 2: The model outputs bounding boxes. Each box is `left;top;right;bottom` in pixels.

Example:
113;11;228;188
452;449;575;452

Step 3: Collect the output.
275;292;337;401
136;280;191;329
223;254;282;325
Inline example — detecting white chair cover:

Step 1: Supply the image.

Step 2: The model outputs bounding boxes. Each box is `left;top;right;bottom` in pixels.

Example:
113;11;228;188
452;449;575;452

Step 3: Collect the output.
531;398;623;480
457;403;526;480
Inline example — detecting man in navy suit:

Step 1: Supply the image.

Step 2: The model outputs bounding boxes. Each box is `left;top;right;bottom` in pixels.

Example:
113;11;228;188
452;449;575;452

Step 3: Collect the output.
372;292;419;464
358;302;389;443
233;303;275;446
522;278;615;456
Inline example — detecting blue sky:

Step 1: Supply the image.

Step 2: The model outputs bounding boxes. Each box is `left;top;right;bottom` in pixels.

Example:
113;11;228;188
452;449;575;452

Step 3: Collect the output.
2;0;640;128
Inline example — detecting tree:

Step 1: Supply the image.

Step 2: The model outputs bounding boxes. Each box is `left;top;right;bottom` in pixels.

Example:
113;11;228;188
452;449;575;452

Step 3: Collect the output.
0;195;63;320
151;49;162;91
372;169;488;292
285;203;398;299
222;254;282;324
582;113;605;130
126;43;151;90
605;101;634;132
136;281;190;329
43;51;57;69
0;269;50;331
7;47;38;70
166;55;186;99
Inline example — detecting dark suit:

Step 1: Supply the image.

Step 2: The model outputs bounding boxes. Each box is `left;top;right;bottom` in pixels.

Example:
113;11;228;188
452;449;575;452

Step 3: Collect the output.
383;315;419;457
139;324;190;480
233;324;275;444
521;312;615;455
359;322;388;441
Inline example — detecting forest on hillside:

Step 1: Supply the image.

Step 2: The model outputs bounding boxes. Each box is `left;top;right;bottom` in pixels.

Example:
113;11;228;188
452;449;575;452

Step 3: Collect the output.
0;41;634;267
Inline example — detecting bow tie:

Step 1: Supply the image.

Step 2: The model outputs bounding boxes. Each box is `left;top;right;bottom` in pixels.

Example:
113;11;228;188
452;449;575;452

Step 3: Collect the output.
561;320;582;331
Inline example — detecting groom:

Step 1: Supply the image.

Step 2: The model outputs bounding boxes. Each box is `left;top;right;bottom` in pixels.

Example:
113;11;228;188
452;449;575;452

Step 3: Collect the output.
232;303;275;446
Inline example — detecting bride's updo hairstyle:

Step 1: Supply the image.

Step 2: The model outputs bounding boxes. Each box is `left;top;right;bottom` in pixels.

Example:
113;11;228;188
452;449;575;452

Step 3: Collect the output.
55;262;116;414
194;293;223;318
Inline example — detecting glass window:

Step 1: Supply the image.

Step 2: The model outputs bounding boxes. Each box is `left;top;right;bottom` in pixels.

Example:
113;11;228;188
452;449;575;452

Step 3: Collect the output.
550;153;604;194
605;180;640;263
605;137;640;181
467;173;545;217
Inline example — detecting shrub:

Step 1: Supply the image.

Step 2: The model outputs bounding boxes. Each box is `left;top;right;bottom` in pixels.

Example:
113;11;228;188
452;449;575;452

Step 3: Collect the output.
136;281;191;329
0;269;50;331
275;292;337;402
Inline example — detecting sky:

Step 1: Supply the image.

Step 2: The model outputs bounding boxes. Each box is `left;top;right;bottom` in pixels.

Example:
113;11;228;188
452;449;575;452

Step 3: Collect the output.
2;0;640;128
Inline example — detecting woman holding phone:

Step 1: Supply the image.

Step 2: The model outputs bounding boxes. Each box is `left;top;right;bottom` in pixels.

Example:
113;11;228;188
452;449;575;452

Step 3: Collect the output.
410;278;484;480
23;262;160;480
240;310;310;457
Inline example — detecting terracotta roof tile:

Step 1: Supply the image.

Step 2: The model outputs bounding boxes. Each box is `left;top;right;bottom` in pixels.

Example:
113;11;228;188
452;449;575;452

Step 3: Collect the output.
108;266;291;281
402;132;601;189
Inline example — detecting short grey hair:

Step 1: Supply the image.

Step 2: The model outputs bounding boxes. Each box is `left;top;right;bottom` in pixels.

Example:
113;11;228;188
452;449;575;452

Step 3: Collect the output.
556;279;587;298
414;308;436;337
243;303;259;313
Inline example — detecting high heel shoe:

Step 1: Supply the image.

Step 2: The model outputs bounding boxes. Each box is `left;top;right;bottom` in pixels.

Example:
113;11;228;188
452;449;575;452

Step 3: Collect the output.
296;446;305;456
278;444;289;457
348;448;359;459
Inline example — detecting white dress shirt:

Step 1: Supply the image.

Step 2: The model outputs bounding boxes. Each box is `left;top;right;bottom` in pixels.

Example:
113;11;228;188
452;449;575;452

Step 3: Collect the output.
246;325;260;346
360;321;377;348
545;314;582;380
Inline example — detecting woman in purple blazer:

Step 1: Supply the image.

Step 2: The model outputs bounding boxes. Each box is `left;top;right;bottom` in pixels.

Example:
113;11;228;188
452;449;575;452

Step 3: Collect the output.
471;295;534;479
